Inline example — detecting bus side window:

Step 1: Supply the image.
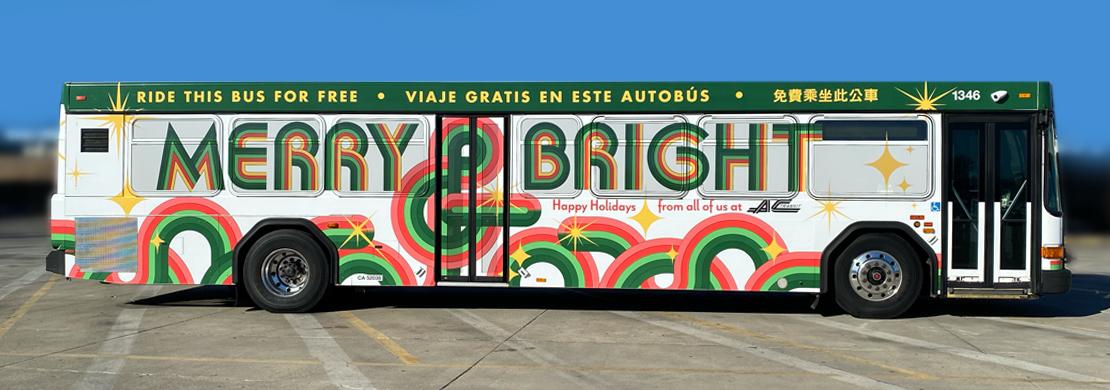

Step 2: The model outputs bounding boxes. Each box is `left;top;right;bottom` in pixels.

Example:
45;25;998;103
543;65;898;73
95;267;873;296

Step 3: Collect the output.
129;116;224;196
809;118;931;198
226;116;325;196
590;116;686;199
697;117;796;198
515;115;581;198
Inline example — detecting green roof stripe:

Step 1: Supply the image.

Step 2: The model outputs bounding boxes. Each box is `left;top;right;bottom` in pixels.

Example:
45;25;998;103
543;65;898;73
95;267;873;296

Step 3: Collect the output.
64;81;1051;113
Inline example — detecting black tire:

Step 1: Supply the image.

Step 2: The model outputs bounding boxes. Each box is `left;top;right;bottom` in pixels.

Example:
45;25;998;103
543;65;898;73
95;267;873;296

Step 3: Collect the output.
833;233;922;319
242;229;330;313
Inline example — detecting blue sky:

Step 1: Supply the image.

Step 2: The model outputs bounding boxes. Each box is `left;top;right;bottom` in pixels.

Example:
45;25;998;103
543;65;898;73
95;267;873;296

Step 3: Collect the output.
1;0;1106;148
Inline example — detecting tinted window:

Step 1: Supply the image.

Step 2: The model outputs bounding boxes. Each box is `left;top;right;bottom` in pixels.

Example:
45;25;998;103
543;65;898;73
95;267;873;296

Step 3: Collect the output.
1045;123;1062;216
818;120;927;141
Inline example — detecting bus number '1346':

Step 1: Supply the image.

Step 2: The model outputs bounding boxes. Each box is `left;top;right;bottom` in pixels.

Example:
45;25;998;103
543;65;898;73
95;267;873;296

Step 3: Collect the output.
952;90;981;101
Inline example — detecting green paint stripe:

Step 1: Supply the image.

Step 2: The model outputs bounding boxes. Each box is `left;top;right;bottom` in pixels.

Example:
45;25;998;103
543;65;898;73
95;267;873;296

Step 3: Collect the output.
759;266;819;291
614;254;671;288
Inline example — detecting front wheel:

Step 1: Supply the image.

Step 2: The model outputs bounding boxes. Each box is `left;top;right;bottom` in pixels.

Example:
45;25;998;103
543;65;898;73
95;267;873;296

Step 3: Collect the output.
834;234;922;318
243;230;330;313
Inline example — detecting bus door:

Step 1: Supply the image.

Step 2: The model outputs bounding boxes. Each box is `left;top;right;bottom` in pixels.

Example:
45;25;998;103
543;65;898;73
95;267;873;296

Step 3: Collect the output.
436;116;508;283
944;115;1037;291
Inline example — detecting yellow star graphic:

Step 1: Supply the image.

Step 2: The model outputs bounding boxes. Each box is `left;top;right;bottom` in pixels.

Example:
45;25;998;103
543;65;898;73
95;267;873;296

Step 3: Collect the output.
762;236;785;261
629;200;661;234
151;234;165;254
897;178;912;192
90;83;145;156
895;81;956;111
89;113;126;146
479;182;509;220
665;246;679;262
339;216;372;248
808;184;851;231
558;216;596;252
66;160;89;188
866;136;907;189
809;199;850;231
510;243;530;264
108;179;145;215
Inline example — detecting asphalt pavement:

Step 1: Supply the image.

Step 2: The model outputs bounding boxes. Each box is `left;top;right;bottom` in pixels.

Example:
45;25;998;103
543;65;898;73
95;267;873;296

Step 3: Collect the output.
1;216;1108;389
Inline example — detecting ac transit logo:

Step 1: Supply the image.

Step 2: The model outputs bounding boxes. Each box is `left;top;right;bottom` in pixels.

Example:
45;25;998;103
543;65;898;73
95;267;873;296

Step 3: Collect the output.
748;199;801;214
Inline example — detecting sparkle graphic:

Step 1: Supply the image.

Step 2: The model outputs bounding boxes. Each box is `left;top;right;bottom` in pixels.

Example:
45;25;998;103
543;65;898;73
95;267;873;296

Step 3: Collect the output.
558;216;596;252
151;234;165;254
665;246;678;261
895;81;956;111
66;160;89;188
866;135;907;189
479;182;510;220
108;179;145;215
808;184;851;231
339;216;372;248
762;235;785;261
89;82;145;156
897;178;912;192
510;243;530;264
629;200;661;233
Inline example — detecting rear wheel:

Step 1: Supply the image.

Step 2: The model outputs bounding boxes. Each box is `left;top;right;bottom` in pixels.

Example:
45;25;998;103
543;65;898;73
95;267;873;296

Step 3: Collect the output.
243;230;330;312
834;234;922;318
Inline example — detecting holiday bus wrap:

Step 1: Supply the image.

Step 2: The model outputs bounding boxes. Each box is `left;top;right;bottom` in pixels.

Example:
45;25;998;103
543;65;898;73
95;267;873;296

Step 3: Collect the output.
48;81;1066;318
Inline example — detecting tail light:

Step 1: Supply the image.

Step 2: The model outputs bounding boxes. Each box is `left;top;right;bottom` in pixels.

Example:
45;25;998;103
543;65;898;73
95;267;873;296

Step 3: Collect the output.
1040;246;1065;259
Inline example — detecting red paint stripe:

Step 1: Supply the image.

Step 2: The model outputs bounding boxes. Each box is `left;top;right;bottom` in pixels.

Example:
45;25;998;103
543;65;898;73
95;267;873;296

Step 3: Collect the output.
744;252;820;291
601;238;680;288
167;249;194;284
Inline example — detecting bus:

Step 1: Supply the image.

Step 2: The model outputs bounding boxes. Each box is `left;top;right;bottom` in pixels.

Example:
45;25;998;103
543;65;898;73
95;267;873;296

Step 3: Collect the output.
46;81;1068;318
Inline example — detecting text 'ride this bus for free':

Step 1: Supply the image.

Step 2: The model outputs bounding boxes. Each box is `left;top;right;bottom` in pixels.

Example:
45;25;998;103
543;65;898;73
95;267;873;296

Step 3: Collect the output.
46;81;1068;318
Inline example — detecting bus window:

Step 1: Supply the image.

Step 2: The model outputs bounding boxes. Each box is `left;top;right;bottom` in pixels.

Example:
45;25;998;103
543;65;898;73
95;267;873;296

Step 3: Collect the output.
588;116;687;198
810;118;931;198
327;116;429;197
516;115;581;198
129;116;223;196
698;116;796;197
1044;121;1062;216
227;117;324;195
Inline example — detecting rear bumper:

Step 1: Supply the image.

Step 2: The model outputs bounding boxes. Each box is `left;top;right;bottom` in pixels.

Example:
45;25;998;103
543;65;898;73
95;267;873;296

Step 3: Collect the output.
1040;268;1071;294
45;249;65;275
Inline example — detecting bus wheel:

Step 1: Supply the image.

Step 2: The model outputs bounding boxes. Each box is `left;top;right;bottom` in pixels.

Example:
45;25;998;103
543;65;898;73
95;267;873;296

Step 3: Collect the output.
833;234;921;319
242;230;330;313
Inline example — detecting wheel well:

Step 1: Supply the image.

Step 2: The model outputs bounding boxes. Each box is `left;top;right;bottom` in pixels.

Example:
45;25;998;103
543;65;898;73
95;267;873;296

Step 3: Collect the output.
233;218;338;286
821;222;936;297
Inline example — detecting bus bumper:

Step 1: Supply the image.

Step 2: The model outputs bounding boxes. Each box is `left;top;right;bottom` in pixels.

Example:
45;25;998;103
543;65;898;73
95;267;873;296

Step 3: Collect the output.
45;249;65;275
1041;268;1071;294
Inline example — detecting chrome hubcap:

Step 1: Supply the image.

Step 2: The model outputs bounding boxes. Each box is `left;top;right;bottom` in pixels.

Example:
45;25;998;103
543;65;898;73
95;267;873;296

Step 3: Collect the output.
848;250;902;302
261;249;310;297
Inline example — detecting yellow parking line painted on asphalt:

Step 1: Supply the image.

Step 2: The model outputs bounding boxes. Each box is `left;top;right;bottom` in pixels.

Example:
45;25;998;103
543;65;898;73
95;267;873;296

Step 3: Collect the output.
0;275;57;339
660;312;935;381
339;311;420;365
